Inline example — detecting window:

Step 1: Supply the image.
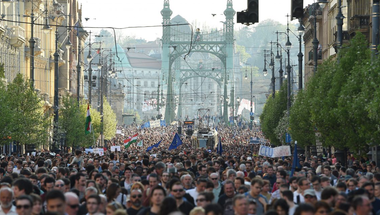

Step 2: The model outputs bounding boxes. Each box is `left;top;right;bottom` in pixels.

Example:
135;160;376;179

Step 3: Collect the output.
151;81;155;88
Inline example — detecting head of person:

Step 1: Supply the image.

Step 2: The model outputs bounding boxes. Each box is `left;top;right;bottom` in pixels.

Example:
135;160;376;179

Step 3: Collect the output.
46;189;66;215
294;203;315;215
227;169;237;181
155;162;166;176
297;177;310;192
235;177;245;191
196;178;208;193
352;196;372;215
44;176;56;192
323;165;331;176
149;173;159;188
55;179;66;192
15;195;33;215
204;203;223;215
171;182;185;199
275;178;286;190
106;183;121;202
86;194;101;215
303;189;317;205
13;178;33;198
209;173;219;186
30;194;42;215
335;192;347;209
314;201;330;215
361;182;375;200
336;182;347;193
224;180;236;198
232;194;248;215
250;178;263;196
281;190;293;203
311;176;321;191
320;177;331;188
130;189;143;208
150;185;166;206
0;187;13;209
64;192;79;215
375;182;380;198
106;202;123;215
190;206;205;215
197;192;214;208
321;187;338;207
289;177;298;190
75;173;86;188
274;198;289;215
248;199;256;215
347;178;358;191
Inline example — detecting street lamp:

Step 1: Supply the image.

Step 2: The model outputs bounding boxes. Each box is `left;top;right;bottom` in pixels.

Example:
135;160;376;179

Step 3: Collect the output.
311;0;328;73
263;50;268;77
270;42;275;98
286;19;292;117
297;20;305;89
276;31;284;87
87;32;93;106
53;26;71;151
245;66;254;130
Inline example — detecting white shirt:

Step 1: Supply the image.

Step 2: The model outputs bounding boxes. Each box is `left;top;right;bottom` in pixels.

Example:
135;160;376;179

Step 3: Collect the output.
293;190;305;204
186;188;199;205
12;168;20;174
0;205;17;215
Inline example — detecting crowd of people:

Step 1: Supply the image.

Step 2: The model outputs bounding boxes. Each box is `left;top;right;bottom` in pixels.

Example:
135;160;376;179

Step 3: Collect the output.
0;124;378;215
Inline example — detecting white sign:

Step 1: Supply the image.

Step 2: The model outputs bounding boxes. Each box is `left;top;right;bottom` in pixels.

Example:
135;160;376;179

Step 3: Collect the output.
116;130;122;134
85;148;93;154
150;120;161;128
259;145;291;158
111;146;121;152
93;148;104;156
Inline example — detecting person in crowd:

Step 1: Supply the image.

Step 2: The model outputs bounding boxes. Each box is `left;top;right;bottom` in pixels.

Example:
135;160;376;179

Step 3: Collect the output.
106;202;123;215
314;200;331;215
30;194;43;215
217;180;235;207
127;189;144;215
196;192;214;209
294;203;314;215
245;178;267;214
352;196;373;215
232;194;248;215
0;187;16;215
210;173;223;203
320;187;338;210
64;192;80;215
85;194;101;215
15;195;33;215
170;182;194;215
189;206;205;215
204;203;223;215
45;190;66;215
294;177;310;204
274;198;289;215
361;181;380;214
281;190;297;215
187;178;207;205
303;189;317;205
311;176;322;200
157;197;178;215
137;186;166;215
181;174;194;190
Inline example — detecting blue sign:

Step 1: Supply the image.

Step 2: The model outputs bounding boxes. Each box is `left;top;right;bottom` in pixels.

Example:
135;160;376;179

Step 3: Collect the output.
188;125;193;130
286;133;292;143
259;145;274;157
250;112;254;116
250;137;260;144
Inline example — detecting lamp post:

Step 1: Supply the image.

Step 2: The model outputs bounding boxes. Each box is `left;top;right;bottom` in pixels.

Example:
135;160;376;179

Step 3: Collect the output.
372;0;379;59
77;21;82;106
297;20;305;89
275;32;284;87
311;0;328;73
245;66;253;130
53;27;72;151
87;32;93;105
285;19;292;117
269;42;275;98
29;0;35;88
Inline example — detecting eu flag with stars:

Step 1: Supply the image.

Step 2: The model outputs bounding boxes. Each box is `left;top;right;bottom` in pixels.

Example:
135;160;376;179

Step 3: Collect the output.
168;133;183;150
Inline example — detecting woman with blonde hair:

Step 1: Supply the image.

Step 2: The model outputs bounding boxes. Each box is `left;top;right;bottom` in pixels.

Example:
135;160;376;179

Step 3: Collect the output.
190;207;205;215
106;202;123;215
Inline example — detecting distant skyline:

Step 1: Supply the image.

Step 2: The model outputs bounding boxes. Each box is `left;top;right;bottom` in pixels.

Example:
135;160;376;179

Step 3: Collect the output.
80;0;315;41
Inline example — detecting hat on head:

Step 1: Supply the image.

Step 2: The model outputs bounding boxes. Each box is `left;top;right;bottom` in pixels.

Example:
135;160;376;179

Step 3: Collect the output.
304;189;316;197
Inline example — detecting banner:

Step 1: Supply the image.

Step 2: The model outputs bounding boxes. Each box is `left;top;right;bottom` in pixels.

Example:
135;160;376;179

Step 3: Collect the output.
85;148;93;154
93;148;104;156
116;130;122;134
258;145;291;158
150;120;160;128
111;146;121;152
237;99;255;115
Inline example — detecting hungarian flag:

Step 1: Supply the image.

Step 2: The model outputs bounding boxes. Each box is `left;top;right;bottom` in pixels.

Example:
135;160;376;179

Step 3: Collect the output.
85;104;91;135
124;134;138;149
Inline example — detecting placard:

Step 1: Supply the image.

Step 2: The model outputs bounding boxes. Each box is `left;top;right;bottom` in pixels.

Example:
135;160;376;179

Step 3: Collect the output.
259;145;291;158
111;146;121;152
93;148;104;156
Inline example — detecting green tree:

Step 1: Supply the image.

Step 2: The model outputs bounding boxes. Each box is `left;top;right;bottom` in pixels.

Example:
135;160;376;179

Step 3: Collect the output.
5;74;51;146
260;81;288;145
0;64;14;144
103;97;117;140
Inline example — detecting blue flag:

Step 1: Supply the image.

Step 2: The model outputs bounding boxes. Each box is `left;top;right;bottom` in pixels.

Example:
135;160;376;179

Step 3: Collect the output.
290;141;300;177
216;139;223;156
146;140;161;152
168;133;183;150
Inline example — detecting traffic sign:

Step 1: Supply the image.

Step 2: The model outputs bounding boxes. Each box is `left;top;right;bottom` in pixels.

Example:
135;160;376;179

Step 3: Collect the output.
250;112;254;116
188;125;193;130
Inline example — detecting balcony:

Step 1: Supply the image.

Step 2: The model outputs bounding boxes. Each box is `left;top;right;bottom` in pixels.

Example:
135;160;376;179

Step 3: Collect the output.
349;15;370;36
0;24;5;37
10;26;26;48
308;49;322;62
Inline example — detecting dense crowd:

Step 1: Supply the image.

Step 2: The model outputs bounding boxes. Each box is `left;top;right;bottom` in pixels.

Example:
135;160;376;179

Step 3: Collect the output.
0;125;378;215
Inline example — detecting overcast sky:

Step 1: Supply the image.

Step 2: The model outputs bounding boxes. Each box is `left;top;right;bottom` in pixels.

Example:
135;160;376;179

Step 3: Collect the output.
80;0;315;41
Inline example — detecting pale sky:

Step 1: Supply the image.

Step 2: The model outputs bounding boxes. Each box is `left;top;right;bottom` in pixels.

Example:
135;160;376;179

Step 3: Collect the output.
81;0;315;41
